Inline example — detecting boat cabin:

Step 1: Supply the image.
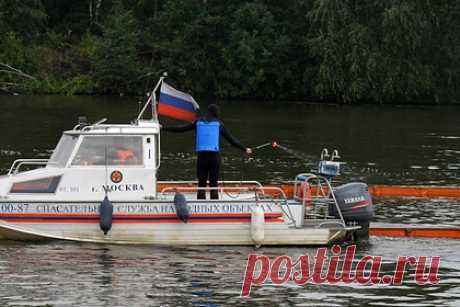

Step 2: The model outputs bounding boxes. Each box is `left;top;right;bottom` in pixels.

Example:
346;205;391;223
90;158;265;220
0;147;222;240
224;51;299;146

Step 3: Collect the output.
0;119;160;201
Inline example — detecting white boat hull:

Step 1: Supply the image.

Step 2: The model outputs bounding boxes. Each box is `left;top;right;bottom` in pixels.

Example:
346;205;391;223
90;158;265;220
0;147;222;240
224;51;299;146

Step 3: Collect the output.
0;200;354;246
0;220;350;245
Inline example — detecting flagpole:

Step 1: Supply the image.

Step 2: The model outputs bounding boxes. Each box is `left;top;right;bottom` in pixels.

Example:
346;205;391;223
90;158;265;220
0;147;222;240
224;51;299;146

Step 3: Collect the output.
152;88;157;120
137;73;167;121
151;73;167;120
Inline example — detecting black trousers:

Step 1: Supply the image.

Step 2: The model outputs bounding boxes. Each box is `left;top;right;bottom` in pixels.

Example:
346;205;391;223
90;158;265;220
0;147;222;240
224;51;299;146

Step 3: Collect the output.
197;151;221;199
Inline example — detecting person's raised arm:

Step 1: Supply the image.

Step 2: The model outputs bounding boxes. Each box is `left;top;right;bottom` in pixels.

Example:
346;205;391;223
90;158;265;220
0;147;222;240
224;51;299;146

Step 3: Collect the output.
161;121;196;133
220;123;252;154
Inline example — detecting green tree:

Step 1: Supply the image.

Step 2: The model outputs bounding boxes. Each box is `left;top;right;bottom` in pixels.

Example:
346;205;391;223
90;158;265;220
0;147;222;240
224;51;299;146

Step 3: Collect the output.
0;0;47;92
0;0;458;102
218;1;292;99
379;1;434;102
430;1;460;103
308;0;438;103
92;0;141;94
146;0;224;100
0;0;47;38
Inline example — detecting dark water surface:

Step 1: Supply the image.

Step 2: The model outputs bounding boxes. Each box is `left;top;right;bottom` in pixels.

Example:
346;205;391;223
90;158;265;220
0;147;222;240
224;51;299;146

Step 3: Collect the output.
0;96;459;306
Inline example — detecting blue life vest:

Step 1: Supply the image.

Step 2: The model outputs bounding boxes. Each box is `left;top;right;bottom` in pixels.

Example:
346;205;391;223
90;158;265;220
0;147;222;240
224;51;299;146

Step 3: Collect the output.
196;120;220;152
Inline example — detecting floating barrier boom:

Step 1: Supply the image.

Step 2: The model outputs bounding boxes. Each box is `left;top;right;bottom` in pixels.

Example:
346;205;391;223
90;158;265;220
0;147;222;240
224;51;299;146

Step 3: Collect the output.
368;185;460;198
263;184;460;199
370;224;460;239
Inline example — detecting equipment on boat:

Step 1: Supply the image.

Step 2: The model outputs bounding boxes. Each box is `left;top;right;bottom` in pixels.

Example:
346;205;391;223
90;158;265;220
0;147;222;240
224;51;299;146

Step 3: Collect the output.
331;183;374;237
291;148;374;238
78;116;89;129
99;195;113;235
173;192;190;223
251;206;265;247
331;183;374;223
252;141;278;151
318;149;341;177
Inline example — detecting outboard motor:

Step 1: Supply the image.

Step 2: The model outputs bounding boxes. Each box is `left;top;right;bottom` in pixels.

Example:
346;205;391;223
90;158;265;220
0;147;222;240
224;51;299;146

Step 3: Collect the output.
329;182;374;238
99;195;113;235
174;192;190;223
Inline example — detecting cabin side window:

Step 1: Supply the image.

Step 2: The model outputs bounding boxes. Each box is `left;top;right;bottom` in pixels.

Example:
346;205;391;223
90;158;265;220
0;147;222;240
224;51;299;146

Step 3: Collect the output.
71;136;143;166
10;176;62;194
47;134;78;167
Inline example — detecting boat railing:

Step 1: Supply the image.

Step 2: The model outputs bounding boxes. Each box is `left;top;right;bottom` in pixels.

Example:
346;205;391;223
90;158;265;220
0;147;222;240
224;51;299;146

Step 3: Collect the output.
159;185;297;226
158;180;264;199
73;118;108;131
294;173;346;227
8;159;49;175
157;180;263;188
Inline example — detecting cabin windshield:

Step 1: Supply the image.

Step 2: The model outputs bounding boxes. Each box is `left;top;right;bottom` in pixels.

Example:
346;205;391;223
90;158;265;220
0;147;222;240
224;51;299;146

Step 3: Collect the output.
47;134;78;167
71;136;143;166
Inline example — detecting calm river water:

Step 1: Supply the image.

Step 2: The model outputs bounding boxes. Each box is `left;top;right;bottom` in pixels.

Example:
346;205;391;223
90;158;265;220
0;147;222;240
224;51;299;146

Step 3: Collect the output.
0;95;459;306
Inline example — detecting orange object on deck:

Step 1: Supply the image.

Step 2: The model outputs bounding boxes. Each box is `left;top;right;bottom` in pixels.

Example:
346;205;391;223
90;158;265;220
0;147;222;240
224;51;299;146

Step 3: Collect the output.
369;225;460;239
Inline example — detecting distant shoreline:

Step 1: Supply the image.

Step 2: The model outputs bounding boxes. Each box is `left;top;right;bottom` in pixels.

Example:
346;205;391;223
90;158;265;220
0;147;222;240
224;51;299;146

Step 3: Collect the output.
1;93;458;106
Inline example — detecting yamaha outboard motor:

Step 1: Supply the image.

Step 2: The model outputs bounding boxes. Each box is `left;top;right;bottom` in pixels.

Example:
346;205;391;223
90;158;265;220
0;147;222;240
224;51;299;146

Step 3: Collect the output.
330;182;374;238
174;192;190;223
99;195;113;235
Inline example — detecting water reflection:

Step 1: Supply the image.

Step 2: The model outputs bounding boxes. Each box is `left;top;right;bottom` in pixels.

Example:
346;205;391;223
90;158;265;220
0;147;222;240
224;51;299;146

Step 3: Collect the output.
374;199;460;226
96;248;114;292
0;240;458;306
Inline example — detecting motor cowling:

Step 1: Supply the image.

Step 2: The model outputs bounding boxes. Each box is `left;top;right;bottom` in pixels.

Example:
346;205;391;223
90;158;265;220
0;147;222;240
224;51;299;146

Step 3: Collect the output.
329;182;374;236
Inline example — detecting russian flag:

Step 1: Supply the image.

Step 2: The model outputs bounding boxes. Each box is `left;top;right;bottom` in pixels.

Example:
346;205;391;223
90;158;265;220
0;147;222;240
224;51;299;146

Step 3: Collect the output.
158;82;200;122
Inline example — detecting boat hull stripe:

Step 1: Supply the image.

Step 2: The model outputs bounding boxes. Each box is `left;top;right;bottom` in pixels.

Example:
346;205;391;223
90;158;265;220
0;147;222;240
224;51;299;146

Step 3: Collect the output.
0;213;284;224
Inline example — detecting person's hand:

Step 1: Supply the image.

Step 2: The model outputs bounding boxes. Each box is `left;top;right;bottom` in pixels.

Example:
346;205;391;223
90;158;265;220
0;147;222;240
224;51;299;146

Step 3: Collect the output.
246;148;253;155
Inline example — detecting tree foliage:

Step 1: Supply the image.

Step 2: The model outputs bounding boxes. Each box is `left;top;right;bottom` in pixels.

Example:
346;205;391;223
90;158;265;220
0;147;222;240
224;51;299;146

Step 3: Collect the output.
308;0;438;103
0;0;459;103
0;0;47;38
219;1;292;98
92;0;141;94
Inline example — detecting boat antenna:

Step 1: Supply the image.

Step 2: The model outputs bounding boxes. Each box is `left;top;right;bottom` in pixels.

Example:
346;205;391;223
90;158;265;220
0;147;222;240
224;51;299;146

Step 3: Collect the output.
104;143;109;196
99;142;114;235
138;98;143;117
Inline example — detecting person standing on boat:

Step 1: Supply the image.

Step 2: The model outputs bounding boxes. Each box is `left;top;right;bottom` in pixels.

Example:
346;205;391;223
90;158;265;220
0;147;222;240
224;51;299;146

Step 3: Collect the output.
162;104;252;199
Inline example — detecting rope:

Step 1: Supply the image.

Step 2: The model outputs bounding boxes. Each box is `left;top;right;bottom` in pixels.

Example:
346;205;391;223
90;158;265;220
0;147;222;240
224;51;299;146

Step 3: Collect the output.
252;141;310;162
